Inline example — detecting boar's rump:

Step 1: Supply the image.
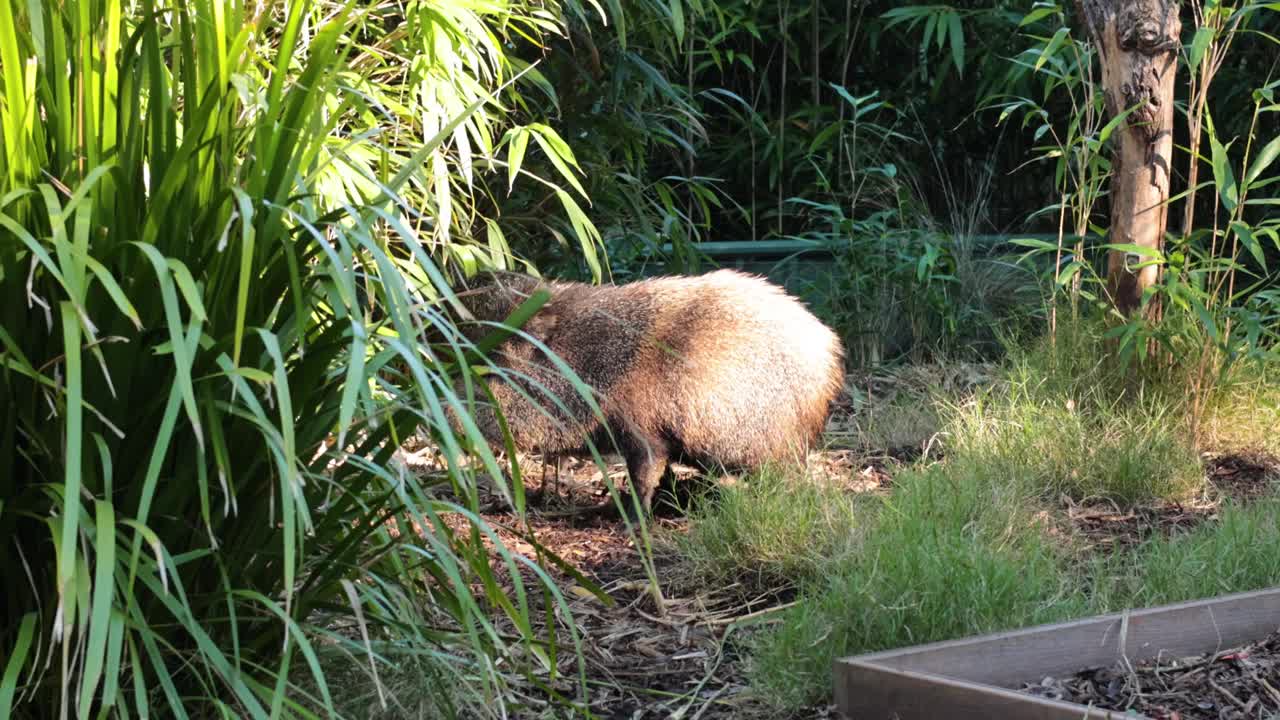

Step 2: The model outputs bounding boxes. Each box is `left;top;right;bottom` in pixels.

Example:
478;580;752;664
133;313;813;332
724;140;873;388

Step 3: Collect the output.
453;269;845;511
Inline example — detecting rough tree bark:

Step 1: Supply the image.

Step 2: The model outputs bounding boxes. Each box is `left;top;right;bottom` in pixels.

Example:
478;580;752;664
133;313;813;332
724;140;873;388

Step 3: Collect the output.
1075;0;1181;316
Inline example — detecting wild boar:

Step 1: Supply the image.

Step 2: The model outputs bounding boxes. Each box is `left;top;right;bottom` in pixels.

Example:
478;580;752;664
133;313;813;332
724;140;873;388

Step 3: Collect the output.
452;269;845;512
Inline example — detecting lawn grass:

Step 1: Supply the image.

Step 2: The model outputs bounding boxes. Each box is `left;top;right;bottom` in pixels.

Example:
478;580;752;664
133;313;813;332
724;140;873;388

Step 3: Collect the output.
743;491;1280;708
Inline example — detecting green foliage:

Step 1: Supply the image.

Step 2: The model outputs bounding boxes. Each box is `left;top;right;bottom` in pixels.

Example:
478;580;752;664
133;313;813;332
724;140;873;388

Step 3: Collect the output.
816;160;1041;366
0;0;613;716
579;1;1063;268
2;0;1278;714
497;0;729;279
824;224;1041;366
678;5;1280;712
516;0;1280;284
991;4;1110;246
949;394;1203;506
998;4;1280;335
725;324;1279;708
997;1;1280;447
1197;360;1280;456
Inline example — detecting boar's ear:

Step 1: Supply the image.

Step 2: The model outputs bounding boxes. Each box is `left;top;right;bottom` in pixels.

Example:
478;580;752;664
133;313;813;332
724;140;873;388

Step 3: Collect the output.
523;306;558;338
487;272;541;304
456;271;526;319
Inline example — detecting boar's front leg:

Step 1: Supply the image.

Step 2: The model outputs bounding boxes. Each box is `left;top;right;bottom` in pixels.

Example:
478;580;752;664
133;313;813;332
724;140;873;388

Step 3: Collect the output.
619;426;669;514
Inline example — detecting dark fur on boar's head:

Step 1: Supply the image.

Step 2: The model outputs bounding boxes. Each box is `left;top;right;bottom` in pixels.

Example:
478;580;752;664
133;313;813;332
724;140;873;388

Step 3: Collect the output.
452;269;846;512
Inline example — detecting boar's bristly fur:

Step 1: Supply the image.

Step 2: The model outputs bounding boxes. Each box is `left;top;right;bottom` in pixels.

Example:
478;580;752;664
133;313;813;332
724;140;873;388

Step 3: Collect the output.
454;269;845;511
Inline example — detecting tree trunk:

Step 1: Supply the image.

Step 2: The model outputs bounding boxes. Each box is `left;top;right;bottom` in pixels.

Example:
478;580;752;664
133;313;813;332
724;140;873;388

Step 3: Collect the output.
1075;0;1181;315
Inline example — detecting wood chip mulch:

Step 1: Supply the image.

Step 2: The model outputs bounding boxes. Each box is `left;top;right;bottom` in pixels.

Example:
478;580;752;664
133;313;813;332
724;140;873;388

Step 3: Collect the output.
1205;452;1280;501
806;448;898;493
1067;453;1279;555
1020;630;1280;719
455;508;833;719
386;446;835;719
1068;501;1218;553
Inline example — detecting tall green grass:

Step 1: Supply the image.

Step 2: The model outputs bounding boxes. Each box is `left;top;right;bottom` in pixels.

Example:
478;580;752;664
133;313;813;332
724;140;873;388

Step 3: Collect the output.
685;320;1280;710
739;465;1280;709
0;0;607;717
1197;363;1280;458
1101;500;1280;609
743;462;1086;709
674;467;866;592
943;321;1206;506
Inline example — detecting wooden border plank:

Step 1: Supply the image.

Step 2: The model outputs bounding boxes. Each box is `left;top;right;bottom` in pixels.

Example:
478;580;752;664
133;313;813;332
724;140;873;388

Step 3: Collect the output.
835;663;1127;720
834;587;1280;719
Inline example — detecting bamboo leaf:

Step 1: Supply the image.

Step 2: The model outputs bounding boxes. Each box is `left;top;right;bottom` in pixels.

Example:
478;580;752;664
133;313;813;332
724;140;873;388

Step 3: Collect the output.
1188;26;1213;72
1036;27;1071;72
555;190;604;279
1056;260;1084;286
530;125;588;199
883;6;934;27
1104;243;1165;260
507;127;529;192
947;10;965;76
1208;113;1239;211
1244;133;1280;188
923;13;939;53
1009;237;1060;251
1188;292;1221;342
669;0;685;46
1232;221;1267;271
1098;102;1143;145
0;614;37;717
1019;6;1059;27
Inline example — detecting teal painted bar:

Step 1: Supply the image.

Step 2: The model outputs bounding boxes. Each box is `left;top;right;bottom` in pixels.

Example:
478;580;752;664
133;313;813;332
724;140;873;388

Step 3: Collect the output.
647;234;1093;260
627;233;1097;303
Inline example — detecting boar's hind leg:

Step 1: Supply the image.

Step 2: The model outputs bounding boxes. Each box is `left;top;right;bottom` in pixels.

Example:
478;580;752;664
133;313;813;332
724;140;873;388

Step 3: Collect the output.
619;429;669;513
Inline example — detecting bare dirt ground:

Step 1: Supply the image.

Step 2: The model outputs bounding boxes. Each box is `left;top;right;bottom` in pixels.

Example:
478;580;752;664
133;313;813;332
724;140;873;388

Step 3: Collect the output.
487;513;818;719
412;453;873;719
396;364;1279;719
